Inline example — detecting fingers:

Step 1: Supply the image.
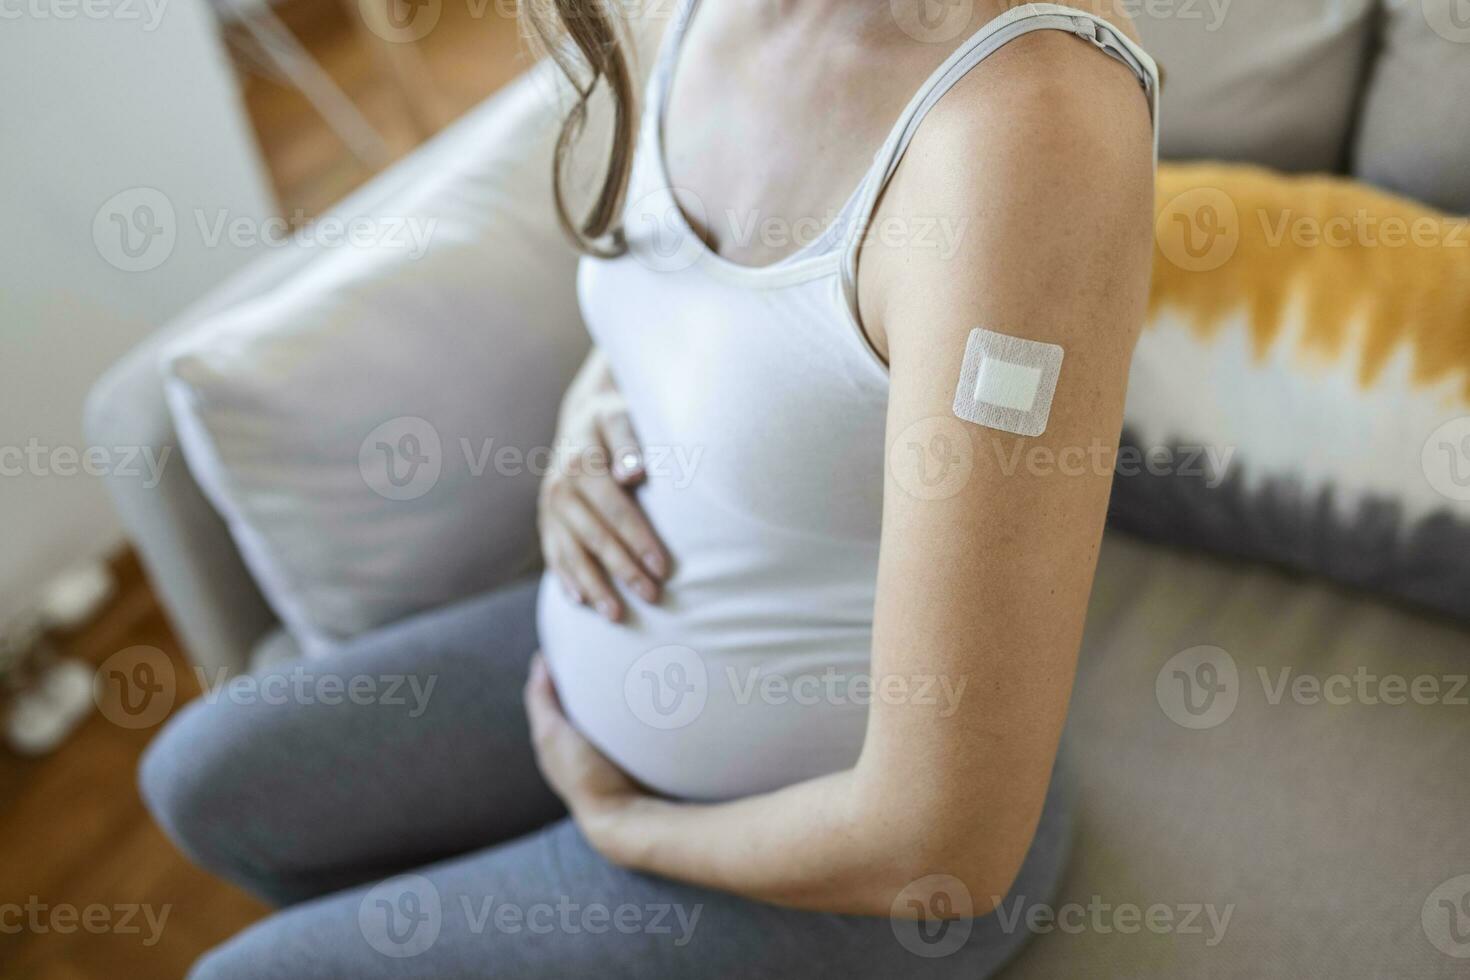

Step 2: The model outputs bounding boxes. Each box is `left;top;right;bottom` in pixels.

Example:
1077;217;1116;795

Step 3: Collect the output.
537;403;670;623
576;476;669;581
539;516;581;603
524;654;572;791
523;654;561;739
525;654;611;780
597;410;646;487
545;519;624;622
557;487;659;607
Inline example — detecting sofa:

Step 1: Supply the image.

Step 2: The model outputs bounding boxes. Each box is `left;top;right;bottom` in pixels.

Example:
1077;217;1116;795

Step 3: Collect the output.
87;2;1470;976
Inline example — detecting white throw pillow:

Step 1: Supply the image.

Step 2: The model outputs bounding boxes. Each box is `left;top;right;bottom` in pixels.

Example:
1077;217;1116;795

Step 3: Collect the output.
162;69;589;656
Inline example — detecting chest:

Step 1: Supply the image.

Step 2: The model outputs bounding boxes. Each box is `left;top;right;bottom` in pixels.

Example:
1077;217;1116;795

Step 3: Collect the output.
659;18;941;267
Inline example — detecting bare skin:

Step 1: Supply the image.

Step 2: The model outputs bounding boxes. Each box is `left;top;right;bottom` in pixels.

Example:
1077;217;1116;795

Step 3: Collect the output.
530;0;1156;917
537;348;669;621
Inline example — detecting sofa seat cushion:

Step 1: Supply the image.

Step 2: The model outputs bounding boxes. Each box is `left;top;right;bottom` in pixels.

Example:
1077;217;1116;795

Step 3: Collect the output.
1004;531;1470;978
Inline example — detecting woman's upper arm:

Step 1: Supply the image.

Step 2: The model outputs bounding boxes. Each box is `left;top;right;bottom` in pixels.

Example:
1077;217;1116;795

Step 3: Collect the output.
854;36;1156;894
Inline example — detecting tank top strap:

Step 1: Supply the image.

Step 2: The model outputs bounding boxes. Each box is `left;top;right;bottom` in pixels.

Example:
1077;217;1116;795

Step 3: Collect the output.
875;4;1158;189
832;3;1160;361
823;5;1162;263
645;0;700;132
833;4;1160;246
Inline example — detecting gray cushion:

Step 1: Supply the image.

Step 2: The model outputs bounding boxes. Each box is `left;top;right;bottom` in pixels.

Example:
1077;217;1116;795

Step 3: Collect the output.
1352;0;1470;215
1134;0;1375;172
1004;532;1470;978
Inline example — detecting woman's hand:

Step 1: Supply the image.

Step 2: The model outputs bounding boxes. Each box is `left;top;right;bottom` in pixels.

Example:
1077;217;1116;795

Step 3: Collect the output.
524;653;644;853
539;351;670;622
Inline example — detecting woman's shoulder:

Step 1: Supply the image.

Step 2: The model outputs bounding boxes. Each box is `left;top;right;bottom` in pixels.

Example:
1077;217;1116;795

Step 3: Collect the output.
870;1;1158;341
913;2;1154;172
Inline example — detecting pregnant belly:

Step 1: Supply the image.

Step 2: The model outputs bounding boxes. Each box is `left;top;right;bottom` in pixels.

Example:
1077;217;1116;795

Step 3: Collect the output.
537;570;874;802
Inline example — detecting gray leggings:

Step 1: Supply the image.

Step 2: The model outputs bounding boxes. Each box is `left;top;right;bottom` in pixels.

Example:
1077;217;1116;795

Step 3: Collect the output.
140;579;1075;978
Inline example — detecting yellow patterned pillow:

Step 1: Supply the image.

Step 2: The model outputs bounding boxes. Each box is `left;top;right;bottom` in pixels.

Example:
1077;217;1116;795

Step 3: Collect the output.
1111;164;1470;619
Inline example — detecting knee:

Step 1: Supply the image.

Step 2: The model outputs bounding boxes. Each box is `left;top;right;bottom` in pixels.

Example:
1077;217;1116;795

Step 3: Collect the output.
187;943;248;980
138;697;254;879
187;932;278;980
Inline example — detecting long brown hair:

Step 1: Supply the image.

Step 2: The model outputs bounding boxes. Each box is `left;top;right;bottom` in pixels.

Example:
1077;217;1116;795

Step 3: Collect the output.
520;0;639;257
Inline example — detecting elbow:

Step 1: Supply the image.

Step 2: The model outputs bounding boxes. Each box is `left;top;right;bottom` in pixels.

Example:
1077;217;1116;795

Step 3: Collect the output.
841;811;1032;919
881;834;1030;920
839;762;1043;918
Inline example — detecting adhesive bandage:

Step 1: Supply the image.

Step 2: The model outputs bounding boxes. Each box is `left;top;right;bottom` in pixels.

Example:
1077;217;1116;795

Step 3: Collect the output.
951;328;1064;437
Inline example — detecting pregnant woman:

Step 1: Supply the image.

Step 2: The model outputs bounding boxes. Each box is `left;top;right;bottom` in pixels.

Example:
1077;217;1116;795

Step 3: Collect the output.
141;1;1158;975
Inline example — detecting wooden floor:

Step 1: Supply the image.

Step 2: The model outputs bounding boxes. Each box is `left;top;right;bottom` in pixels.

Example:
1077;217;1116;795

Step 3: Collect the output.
0;6;524;977
0;553;266;980
237;0;531;216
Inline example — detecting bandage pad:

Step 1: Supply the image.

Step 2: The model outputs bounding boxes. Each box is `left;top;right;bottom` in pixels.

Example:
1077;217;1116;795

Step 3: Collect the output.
951;328;1064;437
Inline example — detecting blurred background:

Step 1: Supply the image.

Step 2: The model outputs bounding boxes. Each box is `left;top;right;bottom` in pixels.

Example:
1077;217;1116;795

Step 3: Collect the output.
1;2;526;976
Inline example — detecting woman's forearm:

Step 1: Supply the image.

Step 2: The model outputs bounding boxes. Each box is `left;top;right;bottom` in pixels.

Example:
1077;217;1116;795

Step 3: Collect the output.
581;764;1011;917
589;769;886;912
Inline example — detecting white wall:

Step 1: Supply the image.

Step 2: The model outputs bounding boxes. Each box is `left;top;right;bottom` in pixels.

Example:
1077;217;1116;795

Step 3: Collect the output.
0;0;275;625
